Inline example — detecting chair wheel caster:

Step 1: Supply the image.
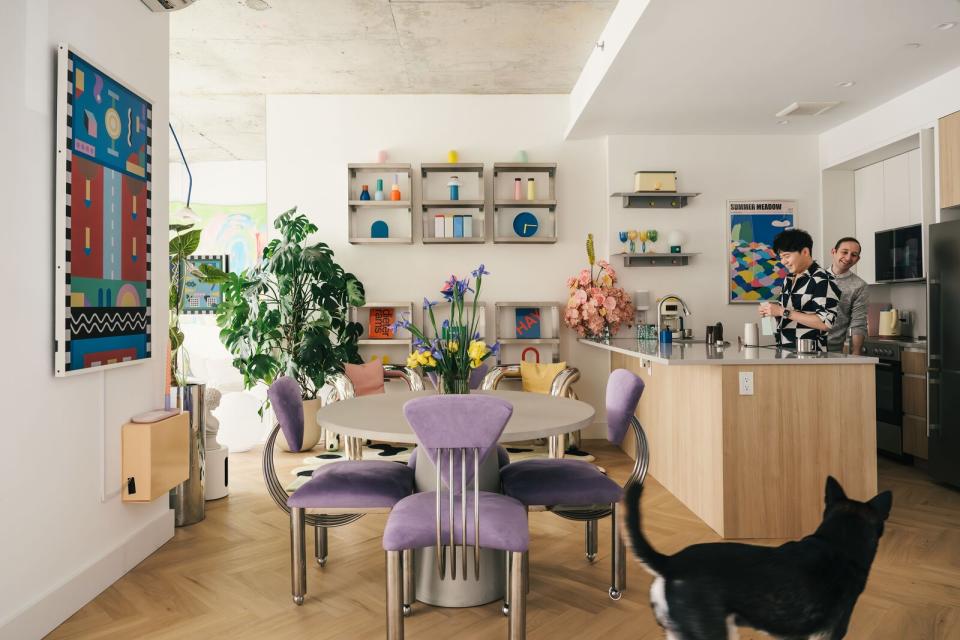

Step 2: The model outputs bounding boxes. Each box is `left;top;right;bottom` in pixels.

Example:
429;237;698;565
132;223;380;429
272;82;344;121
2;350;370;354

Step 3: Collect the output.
293;595;304;606
586;553;598;563
403;605;412;617
316;558;327;567
609;588;622;601
502;604;510;616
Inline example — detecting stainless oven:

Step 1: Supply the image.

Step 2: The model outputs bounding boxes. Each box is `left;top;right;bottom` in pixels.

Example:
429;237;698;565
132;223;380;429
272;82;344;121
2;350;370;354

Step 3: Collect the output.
865;341;903;455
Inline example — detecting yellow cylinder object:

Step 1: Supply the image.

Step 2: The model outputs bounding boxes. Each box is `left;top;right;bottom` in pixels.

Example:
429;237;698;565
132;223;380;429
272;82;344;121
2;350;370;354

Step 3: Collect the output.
527;178;536;200
447;149;458;163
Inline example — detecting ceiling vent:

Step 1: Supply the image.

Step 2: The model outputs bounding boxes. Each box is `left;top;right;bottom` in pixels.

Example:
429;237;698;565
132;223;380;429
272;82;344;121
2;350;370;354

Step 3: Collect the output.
775;101;840;117
140;0;197;12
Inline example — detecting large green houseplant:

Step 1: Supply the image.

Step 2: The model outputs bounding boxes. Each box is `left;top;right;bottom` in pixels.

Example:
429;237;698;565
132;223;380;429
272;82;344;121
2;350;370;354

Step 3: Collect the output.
169;223;202;389
200;207;366;414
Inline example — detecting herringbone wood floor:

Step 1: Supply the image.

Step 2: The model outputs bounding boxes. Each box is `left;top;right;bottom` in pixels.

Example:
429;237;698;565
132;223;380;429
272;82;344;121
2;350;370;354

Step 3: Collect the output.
48;443;960;639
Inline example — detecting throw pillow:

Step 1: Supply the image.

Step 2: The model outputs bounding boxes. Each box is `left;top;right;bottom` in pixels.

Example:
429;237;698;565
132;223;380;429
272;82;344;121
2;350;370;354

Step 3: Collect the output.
519;361;567;395
344;361;386;397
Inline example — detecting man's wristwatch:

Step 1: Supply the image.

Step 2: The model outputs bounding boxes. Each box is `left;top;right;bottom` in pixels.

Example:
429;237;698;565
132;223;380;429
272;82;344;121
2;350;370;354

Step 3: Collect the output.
782;308;792;320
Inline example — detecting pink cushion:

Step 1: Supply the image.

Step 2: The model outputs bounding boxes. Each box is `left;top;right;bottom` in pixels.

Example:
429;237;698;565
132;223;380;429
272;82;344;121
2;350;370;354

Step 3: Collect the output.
344;361;385;397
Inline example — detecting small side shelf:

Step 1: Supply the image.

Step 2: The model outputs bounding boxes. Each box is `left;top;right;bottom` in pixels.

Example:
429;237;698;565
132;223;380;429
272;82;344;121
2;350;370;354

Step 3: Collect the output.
494;302;562;364
422;199;484;208
347;163;414;243
358;338;411;346
423;302;486;340
493;163;557;177
611;192;700;208
615;252;698;266
494;199;556;210
493;162;558;243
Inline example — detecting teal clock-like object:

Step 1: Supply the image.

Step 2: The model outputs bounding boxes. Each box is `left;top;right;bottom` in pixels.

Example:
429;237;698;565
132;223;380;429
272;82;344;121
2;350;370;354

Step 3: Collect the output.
512;211;539;238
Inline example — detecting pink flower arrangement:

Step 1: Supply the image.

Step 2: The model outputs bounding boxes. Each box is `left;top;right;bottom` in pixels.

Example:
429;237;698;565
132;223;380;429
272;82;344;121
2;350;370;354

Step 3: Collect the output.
564;234;633;338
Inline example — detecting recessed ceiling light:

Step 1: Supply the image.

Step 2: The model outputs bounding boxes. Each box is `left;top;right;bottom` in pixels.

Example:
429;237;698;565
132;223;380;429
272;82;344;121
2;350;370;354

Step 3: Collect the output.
904;42;922;48
777;120;790;125
835;81;856;88
936;22;957;30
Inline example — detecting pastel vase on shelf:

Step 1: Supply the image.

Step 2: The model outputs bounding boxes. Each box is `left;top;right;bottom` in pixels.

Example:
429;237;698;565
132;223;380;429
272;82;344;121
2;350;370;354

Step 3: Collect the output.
514;177;523;200
447;149;458;163
527;178;536;200
448;176;460;200
376;150;388;163
390;174;401;201
515;149;528;163
374;178;385;201
618;230;629;254
359;184;371;200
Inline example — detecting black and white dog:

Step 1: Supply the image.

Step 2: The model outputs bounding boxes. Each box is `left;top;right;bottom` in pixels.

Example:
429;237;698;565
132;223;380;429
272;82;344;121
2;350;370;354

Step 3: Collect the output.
621;477;892;640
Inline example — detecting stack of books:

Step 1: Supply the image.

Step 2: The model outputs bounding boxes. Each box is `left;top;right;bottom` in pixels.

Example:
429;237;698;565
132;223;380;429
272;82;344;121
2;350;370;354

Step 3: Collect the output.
433;214;473;239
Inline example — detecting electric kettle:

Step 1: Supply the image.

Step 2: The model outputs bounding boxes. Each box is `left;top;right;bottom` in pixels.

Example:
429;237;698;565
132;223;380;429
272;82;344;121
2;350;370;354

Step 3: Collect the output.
879;309;900;337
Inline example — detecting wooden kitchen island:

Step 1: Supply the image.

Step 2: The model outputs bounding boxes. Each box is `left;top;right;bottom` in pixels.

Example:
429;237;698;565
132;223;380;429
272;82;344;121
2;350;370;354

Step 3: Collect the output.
582;338;878;539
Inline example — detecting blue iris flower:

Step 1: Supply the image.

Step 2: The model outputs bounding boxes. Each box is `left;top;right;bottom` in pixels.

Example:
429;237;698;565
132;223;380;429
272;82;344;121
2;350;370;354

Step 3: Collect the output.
471;264;490;278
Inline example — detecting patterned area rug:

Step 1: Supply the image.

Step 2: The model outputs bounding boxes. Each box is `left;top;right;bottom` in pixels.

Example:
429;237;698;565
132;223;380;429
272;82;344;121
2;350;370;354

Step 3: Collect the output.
285;442;596;492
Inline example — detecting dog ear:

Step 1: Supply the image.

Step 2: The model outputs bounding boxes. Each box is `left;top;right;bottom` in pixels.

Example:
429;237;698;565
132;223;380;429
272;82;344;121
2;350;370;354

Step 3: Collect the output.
825;475;847;505
867;491;893;520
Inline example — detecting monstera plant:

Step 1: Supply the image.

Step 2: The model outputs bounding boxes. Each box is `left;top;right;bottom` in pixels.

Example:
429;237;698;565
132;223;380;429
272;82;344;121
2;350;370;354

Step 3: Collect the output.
200;207;366;404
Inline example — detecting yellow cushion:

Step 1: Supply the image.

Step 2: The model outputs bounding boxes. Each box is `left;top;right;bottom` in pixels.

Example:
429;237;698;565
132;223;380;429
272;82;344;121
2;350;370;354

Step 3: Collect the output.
519;361;567;395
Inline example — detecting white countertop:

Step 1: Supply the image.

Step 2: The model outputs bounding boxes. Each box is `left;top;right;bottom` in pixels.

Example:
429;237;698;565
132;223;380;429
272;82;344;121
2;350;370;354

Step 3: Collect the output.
579;338;878;366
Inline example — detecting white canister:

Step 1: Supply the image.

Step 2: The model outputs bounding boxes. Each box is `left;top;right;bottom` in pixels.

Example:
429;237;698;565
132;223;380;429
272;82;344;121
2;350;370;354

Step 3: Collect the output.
744;322;760;347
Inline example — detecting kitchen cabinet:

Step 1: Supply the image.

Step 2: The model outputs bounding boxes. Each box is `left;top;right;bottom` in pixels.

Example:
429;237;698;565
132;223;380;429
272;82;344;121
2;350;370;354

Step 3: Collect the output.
940;110;960;209
853;150;922;283
901;349;927;460
854;162;883;283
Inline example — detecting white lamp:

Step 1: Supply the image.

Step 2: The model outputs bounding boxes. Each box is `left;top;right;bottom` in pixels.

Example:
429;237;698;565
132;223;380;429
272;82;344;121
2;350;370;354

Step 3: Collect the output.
668;230;685;254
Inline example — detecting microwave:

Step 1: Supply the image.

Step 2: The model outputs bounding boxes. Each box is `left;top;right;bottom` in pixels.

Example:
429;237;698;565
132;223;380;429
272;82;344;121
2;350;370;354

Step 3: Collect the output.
875;224;923;282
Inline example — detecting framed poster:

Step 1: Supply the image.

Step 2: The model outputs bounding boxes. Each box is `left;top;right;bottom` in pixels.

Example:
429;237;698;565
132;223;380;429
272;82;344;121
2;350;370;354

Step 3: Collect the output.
176;255;228;315
55;44;153;375
727;200;796;304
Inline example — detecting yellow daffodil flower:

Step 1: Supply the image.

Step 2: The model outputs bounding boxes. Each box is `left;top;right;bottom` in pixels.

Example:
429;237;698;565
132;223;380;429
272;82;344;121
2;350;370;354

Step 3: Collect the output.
448;341;459;353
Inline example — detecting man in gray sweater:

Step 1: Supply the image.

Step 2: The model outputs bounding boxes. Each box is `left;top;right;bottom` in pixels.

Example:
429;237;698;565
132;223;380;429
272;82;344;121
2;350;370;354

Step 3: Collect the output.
827;237;868;354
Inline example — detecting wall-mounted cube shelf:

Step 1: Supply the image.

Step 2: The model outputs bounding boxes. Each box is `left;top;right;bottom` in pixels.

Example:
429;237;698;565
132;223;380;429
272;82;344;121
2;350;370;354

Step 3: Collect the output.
122;412;189;503
423;302;486;340
615;252;698;266
493;162;558;244
494;302;561;364
611;192;700;208
350;302;414;364
421;163;486;243
348;163;413;244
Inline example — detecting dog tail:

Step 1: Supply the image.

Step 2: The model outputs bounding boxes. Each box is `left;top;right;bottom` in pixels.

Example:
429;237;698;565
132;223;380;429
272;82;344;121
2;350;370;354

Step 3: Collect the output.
621;482;669;576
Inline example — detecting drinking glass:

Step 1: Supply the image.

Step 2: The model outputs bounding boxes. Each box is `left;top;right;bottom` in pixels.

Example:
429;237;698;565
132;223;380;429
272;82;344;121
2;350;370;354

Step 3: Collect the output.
627;230;638;253
639;230;649;253
618;230;629;254
647;229;659;252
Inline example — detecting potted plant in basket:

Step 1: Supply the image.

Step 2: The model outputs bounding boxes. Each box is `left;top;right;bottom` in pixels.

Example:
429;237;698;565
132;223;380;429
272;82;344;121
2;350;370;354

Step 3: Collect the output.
392;265;498;394
199;207;366;451
564;234;633;340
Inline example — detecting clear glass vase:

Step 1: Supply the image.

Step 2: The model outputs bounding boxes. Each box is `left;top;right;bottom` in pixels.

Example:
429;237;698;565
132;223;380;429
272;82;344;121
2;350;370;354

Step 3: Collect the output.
438;372;471;394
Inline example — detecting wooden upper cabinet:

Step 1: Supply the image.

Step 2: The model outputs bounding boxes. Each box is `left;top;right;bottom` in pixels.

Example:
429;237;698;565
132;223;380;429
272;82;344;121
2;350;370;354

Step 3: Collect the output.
940;110;960;209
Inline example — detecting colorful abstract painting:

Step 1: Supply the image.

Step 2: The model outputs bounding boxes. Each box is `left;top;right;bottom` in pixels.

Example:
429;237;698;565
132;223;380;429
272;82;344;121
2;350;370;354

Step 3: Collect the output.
55;46;153;375
175;255;228;315
169;202;267;273
727;200;796;303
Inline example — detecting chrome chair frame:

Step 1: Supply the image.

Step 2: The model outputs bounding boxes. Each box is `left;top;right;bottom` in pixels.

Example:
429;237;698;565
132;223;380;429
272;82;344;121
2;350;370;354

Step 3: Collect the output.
264;365;422;609
484;365;650;601
385;446;529;640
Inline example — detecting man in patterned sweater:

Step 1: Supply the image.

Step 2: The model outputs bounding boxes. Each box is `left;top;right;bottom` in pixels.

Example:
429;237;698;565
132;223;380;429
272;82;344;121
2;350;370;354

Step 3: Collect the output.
759;229;841;353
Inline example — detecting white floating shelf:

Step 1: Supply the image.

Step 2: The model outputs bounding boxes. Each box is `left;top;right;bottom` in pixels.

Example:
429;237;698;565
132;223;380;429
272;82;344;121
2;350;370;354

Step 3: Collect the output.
349;237;413;245
358;339;411;346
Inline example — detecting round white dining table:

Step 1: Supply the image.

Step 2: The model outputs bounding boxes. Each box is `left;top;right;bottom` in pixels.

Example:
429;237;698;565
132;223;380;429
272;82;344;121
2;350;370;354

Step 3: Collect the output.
315;389;595;445
314;389;596;608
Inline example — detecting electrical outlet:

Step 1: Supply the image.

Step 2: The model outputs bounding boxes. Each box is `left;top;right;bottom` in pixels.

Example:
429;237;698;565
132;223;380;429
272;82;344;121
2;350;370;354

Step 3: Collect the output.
738;371;754;396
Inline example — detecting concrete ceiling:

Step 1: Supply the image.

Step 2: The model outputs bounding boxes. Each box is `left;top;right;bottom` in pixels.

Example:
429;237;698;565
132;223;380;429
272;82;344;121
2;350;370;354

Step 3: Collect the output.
568;0;960;137
170;0;617;162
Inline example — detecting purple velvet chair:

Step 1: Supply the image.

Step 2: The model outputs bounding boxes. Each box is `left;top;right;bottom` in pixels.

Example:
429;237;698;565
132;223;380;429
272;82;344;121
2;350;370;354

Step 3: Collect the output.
263;367;423;575
498;368;647;602
268;376;417;607
382;395;530;639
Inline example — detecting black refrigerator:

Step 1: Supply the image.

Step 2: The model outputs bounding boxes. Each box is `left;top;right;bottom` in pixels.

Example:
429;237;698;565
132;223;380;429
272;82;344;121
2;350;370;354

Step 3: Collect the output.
928;220;960;488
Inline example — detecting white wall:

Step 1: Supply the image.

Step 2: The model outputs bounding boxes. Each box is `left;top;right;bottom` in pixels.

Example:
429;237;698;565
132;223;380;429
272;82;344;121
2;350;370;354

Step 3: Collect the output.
0;2;170;638
267;95;612;432
605;135;822;340
169;159;266;205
